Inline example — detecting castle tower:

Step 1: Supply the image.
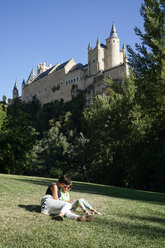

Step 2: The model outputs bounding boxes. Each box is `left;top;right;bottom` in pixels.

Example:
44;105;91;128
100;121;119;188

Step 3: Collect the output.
96;36;101;71
87;42;92;76
105;23;120;69
88;36;105;76
13;81;19;99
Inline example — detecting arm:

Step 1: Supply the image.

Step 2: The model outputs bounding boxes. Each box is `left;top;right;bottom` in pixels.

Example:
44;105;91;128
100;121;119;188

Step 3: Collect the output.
50;184;58;200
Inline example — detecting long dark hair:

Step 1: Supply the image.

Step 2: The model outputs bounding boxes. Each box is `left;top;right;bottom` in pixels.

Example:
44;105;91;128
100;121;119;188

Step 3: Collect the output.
58;175;72;186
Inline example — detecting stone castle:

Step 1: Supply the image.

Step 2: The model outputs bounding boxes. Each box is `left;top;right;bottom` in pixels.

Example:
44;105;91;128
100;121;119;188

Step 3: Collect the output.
13;23;129;106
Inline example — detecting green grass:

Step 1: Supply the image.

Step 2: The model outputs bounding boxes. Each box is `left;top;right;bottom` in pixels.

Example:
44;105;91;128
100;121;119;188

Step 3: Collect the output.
0;174;165;248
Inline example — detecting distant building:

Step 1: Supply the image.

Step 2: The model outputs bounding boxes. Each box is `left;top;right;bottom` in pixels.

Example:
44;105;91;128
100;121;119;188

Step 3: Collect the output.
15;23;129;105
13;81;19;99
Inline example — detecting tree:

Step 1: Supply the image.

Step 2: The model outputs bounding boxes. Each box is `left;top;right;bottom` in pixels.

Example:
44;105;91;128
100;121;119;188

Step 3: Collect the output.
33;112;76;177
0;108;38;174
127;0;165;191
82;75;149;186
0;103;6;131
127;0;165;113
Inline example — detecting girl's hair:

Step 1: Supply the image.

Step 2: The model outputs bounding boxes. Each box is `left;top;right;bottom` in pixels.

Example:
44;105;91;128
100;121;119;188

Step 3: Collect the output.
58;175;72;186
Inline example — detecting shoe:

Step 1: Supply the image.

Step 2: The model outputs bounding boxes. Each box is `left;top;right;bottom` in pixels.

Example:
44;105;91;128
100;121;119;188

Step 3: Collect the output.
52;215;64;221
78;214;95;222
41;207;49;215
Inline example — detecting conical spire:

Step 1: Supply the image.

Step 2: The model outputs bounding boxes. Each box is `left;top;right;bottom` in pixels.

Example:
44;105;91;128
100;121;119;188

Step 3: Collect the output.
122;43;126;49
13;80;19;99
22;79;25;85
122;43;127;60
110;23;118;38
88;41;92;52
28;68;35;81
97;36;100;44
14;81;18;90
96;36;100;49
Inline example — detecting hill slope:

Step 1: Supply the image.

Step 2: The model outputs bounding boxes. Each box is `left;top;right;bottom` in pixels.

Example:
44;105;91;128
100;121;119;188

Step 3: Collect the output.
0;174;165;248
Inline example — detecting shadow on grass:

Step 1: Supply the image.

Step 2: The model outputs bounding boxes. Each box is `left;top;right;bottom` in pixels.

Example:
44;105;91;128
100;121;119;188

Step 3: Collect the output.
11;176;165;206
18;204;41;213
116;213;165;225
94;215;165;239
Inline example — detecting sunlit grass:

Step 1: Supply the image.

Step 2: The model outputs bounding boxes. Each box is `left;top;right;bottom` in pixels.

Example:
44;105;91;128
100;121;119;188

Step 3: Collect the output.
0;174;165;248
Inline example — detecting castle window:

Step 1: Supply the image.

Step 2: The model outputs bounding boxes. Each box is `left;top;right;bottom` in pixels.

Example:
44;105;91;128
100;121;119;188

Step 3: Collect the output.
113;40;115;43
93;59;95;63
77;78;79;81
71;80;73;83
74;79;76;82
45;88;47;91
39;91;40;94
102;58;104;62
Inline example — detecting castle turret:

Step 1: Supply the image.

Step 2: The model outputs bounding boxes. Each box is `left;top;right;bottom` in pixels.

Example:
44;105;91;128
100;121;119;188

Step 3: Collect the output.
13;81;19;99
122;43;126;61
26;69;36;84
28;69;35;81
105;23;120;69
87;36;105;76
96;36;100;49
96;36;102;71
88;42;92;52
87;42;91;76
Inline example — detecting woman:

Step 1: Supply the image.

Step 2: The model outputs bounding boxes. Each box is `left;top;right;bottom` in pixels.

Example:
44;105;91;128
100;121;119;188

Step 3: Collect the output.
41;175;94;222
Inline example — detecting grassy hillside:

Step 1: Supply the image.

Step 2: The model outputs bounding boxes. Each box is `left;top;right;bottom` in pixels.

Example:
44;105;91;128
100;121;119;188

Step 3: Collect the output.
0;174;165;248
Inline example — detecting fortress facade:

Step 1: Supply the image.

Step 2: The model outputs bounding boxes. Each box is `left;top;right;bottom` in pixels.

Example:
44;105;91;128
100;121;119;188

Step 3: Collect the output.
13;24;129;106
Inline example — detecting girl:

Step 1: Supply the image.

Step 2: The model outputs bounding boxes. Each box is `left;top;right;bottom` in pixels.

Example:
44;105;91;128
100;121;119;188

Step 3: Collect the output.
60;183;101;216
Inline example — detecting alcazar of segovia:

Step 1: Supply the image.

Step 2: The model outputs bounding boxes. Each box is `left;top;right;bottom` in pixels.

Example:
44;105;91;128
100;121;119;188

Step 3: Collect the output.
13;23;129;106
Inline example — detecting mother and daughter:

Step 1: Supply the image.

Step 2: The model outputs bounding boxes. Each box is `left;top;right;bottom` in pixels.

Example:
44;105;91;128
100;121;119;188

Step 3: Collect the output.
41;175;100;222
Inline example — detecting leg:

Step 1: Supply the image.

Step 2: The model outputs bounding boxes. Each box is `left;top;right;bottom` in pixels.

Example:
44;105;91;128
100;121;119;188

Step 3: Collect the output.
64;210;79;219
77;199;101;215
80;199;93;210
71;199;89;215
46;198;72;216
65;210;95;222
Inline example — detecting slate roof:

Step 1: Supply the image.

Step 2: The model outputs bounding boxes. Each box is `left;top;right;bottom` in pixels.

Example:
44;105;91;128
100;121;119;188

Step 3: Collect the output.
33;60;70;82
101;43;106;48
110;23;118;38
33;66;54;82
69;63;84;72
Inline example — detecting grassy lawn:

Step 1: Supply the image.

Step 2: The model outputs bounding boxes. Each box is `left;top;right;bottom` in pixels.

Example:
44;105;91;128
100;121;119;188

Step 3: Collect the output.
0;174;165;248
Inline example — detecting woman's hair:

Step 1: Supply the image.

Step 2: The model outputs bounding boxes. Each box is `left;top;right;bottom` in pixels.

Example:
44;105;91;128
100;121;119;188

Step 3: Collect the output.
58;175;72;186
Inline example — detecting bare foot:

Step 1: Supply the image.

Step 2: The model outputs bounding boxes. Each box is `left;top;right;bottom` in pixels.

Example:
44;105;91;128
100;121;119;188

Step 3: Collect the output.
52;213;64;221
77;214;95;222
92;210;101;215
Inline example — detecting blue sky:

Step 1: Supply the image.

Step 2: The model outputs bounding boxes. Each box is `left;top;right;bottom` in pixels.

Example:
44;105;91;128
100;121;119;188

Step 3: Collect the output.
0;0;144;100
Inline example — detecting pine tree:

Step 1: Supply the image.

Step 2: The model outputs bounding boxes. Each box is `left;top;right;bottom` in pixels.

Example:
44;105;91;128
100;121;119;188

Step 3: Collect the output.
127;0;165;192
127;0;165;113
